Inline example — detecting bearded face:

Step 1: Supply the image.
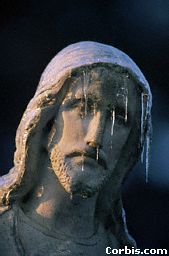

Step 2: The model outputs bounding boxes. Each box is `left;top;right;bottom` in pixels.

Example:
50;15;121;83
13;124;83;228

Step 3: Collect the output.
48;67;138;197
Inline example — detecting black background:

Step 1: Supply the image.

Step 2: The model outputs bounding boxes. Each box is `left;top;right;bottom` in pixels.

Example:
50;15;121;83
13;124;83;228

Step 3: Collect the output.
0;0;169;251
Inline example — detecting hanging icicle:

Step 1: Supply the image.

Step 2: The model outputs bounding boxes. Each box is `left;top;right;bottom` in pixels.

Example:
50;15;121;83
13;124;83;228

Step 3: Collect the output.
111;109;115;136
117;76;128;123
83;70;88;117
141;93;145;147
141;145;144;163
123;76;128;123
145;94;152;183
81;153;84;171
96;146;99;162
110;108;115;150
125;91;128;123
140;92;152;183
145;135;150;183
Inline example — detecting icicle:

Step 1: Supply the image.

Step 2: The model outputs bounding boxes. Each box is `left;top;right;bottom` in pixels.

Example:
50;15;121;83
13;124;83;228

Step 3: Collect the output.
141;144;144;163
84;90;87;117
117;80;128;123
145;113;152;183
123;76;128;123
125;92;128;123
96;146;99;162
111;109;115;136
145;135;150;183
83;70;88;117
81;153;84;171
141;93;144;146
140;92;152;183
110;108;115;150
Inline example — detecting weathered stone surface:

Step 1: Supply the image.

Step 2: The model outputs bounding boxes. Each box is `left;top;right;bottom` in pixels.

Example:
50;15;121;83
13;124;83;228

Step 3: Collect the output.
0;41;152;255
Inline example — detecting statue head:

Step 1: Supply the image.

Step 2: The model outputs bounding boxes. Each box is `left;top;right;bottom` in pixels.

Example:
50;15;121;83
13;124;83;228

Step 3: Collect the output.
0;42;152;237
0;41;152;202
48;65;144;198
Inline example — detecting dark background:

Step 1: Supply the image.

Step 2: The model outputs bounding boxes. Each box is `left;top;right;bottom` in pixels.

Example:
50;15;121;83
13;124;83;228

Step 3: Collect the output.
0;0;169;252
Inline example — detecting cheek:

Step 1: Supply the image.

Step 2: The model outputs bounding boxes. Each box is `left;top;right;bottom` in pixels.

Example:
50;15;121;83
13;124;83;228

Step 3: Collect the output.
58;111;85;145
104;125;131;162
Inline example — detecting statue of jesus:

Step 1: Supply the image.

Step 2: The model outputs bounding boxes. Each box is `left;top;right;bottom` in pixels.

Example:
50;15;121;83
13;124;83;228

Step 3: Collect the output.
0;41;152;256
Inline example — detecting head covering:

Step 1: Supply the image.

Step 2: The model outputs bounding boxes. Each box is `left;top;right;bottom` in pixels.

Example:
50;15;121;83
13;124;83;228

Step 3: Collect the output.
37;41;151;97
0;41;152;206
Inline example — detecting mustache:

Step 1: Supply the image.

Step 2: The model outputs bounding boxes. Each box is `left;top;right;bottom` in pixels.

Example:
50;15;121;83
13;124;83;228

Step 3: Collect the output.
66;147;108;169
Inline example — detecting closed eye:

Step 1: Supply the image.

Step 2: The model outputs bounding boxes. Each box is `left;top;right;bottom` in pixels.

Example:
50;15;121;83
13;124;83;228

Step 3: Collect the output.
62;97;97;118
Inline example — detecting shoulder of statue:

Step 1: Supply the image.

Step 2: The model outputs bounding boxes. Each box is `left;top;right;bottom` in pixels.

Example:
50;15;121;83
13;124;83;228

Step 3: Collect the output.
0;205;11;215
0;205;15;230
0;205;20;255
0;205;17;236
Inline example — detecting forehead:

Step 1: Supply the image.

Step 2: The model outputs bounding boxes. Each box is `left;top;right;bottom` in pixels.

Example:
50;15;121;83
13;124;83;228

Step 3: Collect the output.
64;66;140;107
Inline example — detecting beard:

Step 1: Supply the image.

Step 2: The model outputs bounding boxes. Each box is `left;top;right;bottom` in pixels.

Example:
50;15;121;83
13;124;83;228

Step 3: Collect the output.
49;144;109;198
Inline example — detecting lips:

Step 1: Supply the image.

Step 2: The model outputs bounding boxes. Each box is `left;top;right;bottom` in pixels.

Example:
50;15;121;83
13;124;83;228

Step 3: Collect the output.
67;149;107;169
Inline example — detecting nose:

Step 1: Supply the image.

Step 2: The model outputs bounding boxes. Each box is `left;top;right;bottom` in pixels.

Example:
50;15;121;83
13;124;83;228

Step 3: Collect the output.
84;111;106;148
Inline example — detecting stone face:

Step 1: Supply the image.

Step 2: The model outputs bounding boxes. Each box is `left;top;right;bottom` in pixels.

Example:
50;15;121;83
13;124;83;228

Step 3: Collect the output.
0;42;152;255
